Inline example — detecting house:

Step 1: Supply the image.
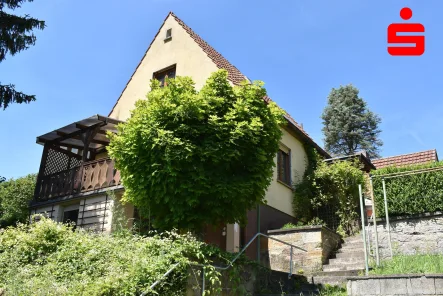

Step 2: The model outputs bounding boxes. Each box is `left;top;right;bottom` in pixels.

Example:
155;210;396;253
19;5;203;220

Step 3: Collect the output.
30;12;329;255
371;149;439;169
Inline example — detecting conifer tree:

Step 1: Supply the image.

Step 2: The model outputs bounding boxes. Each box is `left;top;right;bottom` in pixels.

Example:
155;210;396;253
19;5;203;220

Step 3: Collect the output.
321;84;382;158
1;0;45;110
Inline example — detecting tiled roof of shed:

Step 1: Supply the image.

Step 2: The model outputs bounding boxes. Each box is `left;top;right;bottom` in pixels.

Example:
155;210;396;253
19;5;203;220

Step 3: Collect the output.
372;149;439;169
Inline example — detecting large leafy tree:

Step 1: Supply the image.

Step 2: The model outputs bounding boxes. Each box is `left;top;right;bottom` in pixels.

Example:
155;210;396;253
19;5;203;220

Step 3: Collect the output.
0;174;36;227
321;84;382;158
1;0;45;110
108;70;285;231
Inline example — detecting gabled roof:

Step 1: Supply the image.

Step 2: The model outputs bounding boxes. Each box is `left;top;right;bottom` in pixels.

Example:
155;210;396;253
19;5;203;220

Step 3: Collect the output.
371;149;439;169
109;11;329;157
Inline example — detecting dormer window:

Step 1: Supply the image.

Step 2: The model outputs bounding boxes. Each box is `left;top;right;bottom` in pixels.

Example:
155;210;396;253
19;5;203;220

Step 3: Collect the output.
164;28;172;42
153;65;176;87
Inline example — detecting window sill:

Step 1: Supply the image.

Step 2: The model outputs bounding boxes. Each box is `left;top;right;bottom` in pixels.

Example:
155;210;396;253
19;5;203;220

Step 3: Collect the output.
277;180;294;191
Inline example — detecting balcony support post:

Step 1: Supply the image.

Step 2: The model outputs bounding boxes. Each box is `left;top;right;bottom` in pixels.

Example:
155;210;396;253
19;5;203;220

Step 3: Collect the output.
34;143;51;200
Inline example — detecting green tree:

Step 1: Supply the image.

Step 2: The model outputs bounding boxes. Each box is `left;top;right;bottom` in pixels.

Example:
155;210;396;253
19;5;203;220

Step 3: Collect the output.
108;70;285;231
321;84;382;158
0;174;36;227
1;0;45;110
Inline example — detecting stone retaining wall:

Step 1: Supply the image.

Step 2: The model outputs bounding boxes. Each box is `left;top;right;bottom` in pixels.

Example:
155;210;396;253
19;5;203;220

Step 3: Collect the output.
368;212;443;259
347;274;443;295
267;225;341;273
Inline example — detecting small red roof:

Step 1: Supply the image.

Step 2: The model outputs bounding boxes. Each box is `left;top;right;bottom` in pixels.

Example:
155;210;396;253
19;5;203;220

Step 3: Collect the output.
371;149;439;169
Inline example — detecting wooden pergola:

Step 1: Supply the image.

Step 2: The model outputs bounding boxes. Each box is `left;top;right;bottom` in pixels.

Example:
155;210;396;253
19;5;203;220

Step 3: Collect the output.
36;115;122;161
33;115;124;202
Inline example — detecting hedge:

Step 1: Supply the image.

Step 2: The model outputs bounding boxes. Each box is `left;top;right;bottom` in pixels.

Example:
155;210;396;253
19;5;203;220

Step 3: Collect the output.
372;161;443;217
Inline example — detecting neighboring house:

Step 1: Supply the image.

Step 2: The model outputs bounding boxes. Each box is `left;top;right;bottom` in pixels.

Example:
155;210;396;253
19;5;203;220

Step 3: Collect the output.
371;149;439;169
30;12;329;255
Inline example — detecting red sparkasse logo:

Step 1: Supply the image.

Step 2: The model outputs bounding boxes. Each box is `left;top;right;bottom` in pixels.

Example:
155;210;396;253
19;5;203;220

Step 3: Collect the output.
388;7;425;56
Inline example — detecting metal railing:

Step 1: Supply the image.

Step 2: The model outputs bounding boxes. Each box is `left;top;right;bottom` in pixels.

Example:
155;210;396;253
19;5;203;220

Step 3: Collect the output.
141;232;307;296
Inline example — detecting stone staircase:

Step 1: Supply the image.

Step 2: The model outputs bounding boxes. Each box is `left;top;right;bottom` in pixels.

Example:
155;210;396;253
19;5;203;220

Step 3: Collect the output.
310;234;366;286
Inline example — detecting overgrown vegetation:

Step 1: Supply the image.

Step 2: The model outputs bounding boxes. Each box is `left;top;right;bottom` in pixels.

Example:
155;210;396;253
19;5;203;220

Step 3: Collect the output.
281;217;325;229
108;70;285;231
372;161;443;217
0;174;36;228
293;147;365;236
0;217;258;295
370;254;443;275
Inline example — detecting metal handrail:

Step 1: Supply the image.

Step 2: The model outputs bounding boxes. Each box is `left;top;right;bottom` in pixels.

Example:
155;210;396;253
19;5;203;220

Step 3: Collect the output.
142;232;307;295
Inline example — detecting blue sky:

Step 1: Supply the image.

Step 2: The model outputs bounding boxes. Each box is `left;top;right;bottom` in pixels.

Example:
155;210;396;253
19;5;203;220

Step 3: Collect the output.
1;0;442;179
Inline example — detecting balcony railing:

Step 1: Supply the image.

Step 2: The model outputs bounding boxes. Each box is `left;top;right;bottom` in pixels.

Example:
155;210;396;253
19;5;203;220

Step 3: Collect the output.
34;158;121;201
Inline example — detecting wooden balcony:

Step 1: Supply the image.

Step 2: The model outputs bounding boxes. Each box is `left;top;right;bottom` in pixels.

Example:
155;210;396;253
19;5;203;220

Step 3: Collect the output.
34;158;121;202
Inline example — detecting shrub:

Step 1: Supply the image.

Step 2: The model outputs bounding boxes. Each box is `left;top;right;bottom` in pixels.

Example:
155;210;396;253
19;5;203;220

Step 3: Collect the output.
0;174;36;228
108;70;285;231
372;161;443;217
0;217;225;295
293;153;365;236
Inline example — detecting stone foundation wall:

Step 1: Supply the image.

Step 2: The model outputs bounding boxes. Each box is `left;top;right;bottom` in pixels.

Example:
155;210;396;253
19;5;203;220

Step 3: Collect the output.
347;274;443;295
367;212;443;259
267;226;341;273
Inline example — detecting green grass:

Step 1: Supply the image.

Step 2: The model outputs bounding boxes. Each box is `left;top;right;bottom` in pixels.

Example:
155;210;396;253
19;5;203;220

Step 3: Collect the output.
317;284;347;296
370;254;443;275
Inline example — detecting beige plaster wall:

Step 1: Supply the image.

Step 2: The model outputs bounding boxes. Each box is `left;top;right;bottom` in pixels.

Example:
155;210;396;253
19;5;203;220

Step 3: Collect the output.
109;15;220;121
265;128;308;217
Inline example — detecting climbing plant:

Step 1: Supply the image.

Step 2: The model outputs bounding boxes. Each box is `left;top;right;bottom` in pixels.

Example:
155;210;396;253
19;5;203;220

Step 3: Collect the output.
108;70;285;231
293;150;365;236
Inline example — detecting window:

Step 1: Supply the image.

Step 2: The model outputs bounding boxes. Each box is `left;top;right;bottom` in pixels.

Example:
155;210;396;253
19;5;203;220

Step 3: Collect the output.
63;209;79;229
277;149;291;186
165;28;172;40
153;65;176;87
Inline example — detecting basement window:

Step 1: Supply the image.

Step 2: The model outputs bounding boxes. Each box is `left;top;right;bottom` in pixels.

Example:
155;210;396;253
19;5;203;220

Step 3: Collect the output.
153;65;176;87
277;148;291;186
164;28;172;42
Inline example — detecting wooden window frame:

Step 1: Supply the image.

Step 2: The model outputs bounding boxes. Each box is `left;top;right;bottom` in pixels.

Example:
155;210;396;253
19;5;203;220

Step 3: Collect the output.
277;146;291;187
153;64;176;87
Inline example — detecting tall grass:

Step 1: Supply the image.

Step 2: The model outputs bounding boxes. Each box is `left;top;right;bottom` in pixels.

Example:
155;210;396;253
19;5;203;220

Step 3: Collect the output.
370;254;443;275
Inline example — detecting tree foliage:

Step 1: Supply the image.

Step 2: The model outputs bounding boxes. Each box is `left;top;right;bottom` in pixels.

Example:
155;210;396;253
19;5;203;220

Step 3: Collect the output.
0;0;45;110
108;70;285;231
321;84;382;158
372;161;443;217
0;174;36;228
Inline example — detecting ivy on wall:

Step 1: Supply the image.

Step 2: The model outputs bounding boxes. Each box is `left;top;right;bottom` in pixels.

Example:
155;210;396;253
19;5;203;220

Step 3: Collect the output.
372;161;443;217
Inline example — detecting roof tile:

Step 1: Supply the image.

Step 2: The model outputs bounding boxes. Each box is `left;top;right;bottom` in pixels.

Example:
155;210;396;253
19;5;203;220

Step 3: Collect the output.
372;149;438;169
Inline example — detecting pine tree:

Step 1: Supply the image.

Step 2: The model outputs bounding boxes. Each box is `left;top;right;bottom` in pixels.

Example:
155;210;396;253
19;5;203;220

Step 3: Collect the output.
0;0;45;110
321;84;382;158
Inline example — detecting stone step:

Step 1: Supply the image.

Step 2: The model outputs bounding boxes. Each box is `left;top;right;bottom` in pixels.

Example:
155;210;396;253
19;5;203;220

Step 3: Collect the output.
313;269;362;277
335;251;365;259
338;243;365;252
323;263;365;272
343;236;363;243
310;275;351;286
328;257;365;265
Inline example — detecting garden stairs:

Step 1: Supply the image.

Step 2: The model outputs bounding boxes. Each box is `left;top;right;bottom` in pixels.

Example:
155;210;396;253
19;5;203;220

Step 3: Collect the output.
310;233;366;286
255;234;366;295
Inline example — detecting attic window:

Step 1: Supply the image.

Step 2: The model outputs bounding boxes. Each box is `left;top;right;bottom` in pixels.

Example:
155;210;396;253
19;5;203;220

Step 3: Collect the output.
164;28;172;42
153;65;176;87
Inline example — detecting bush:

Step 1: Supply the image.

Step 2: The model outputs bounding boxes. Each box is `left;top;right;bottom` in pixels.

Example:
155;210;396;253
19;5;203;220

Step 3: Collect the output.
0;174;36;228
372;161;443;216
0;217;226;295
108;70;285;231
293;153;365;236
